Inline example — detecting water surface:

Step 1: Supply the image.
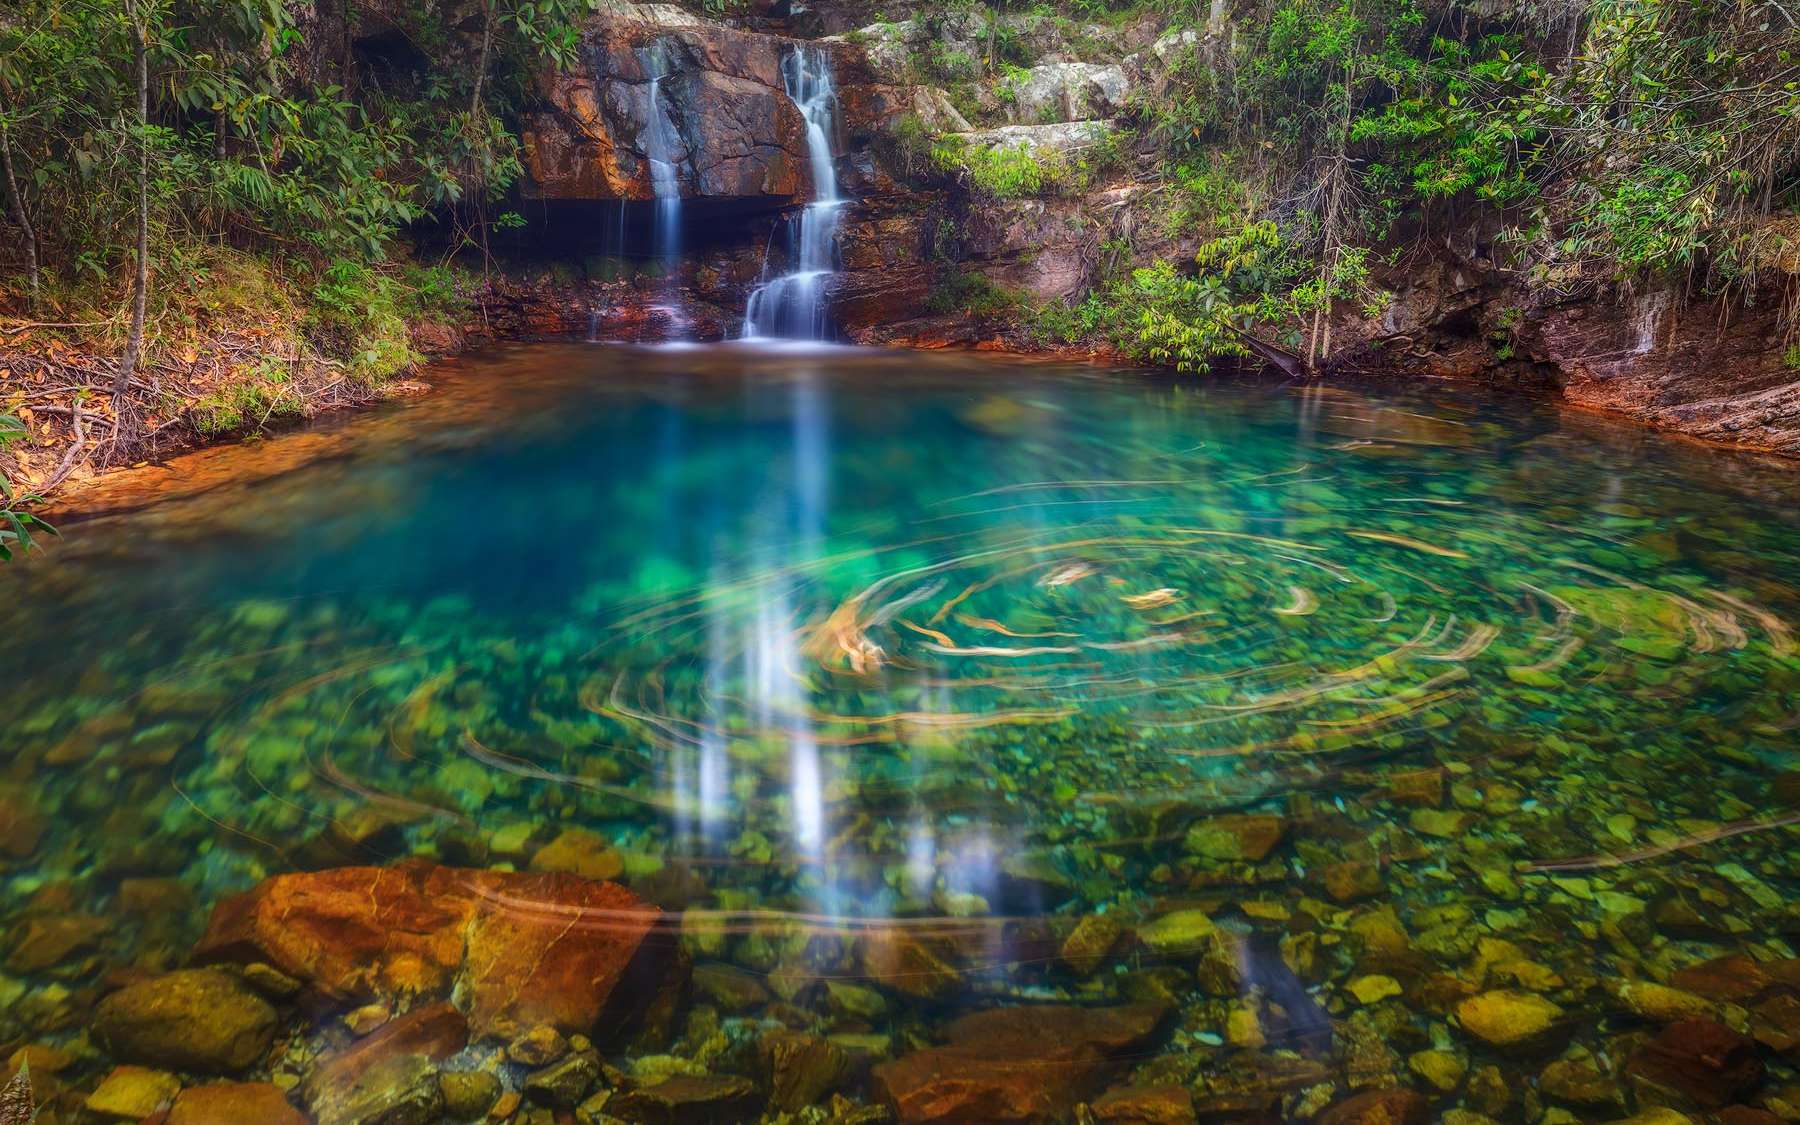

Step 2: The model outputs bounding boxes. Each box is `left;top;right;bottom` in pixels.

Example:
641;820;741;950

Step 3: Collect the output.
6;343;1800;1121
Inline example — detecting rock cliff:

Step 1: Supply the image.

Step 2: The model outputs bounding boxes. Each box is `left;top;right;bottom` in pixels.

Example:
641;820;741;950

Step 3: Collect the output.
508;0;1800;457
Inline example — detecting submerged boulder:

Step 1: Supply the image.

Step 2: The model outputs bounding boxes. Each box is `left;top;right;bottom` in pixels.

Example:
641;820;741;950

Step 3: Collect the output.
93;968;277;1073
872;1002;1170;1122
194;863;663;1037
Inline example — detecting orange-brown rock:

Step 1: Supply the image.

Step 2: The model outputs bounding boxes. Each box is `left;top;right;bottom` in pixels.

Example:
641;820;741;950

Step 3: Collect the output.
872;1002;1172;1123
303;1003;468;1100
858;927;964;1000
1625;1019;1765;1109
168;1082;308;1125
194;863;663;1036
1090;1083;1198;1124
522;22;809;204
1671;955;1775;1002
604;1073;762;1122
1315;1088;1431;1125
0;784;48;858
943;1002;1170;1058
875;1047;1107;1123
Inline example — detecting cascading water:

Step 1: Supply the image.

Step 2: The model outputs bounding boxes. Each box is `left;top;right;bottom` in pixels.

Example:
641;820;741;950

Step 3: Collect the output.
638;40;689;337
742;46;844;340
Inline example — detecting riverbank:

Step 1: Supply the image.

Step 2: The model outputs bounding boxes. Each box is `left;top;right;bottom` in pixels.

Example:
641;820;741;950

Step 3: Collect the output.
13;311;1800;526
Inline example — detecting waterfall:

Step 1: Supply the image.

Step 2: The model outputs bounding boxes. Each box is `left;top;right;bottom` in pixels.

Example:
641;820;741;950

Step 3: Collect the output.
638;41;689;338
743;46;844;340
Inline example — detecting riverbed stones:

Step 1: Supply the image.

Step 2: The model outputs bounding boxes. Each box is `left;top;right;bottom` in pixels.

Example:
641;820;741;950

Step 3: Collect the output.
523;1048;600;1106
1318;860;1384;903
307;1053;444;1125
1089;1083;1197;1124
438;1070;501;1119
1615;980;1717;1023
529;828;625;881
302;1003;469;1123
1624;1019;1764;1108
1454;990;1566;1051
859;927;962;999
1540;1055;1622;1108
760;1029;849;1111
1315;1088;1430;1125
604;1073;761;1123
94;967;277;1072
1184;815;1286;861
1136;909;1218;957
1407;1048;1465;1092
4;913;109;972
194;864;662;1036
168;1082;309;1125
873;1002;1170;1122
507;1025;569;1066
85;1065;181;1119
1060;913;1124;975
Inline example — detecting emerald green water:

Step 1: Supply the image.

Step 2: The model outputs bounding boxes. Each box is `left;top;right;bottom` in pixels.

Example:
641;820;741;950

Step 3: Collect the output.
4;343;1800;1119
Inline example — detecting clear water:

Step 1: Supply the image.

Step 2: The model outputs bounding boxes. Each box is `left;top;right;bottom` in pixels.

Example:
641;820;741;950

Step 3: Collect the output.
5;343;1800;1120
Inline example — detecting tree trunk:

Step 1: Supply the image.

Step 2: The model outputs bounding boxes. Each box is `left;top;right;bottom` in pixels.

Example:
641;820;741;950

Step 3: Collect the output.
468;0;493;130
114;14;151;409
0;89;40;313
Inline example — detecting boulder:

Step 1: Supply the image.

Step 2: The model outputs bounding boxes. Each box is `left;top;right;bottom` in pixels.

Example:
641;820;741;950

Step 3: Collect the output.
437;1071;502;1119
85;1066;181;1119
306;1054;443;1125
760;1029;849;1111
872;1002;1170;1122
1625;1019;1764;1109
522;18;811;204
1090;1083;1197;1124
531;828;625;881
194;863;663;1037
1316;1088;1431;1125
1454;990;1565;1051
5;913;109;973
604;1073;762;1123
1059;913;1124;976
0;785;48;858
168;1082;309;1125
94;968;277;1073
1184;814;1287;861
1003;62;1131;125
302;1003;469;1112
859;926;964;999
523;1048;600;1106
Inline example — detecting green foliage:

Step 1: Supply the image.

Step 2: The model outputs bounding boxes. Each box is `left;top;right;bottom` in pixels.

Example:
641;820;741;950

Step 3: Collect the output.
927;269;1022;316
1785;344;1800;372
0;416;55;560
881;113;939;179
307;260;460;383
0;0;584;327
933;137;1070;199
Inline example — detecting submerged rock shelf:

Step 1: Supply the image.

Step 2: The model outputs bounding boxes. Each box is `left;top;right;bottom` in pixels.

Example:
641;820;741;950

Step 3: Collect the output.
2;345;1799;1123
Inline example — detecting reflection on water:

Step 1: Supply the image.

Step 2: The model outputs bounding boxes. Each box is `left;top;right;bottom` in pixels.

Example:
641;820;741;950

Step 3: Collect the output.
4;343;1800;1123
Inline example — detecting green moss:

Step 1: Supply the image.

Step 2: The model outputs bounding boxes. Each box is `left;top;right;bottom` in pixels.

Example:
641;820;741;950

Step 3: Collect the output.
926;269;1023;317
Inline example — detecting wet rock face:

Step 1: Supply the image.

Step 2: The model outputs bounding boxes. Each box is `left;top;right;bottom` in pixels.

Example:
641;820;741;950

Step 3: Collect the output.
523;17;811;205
193;863;663;1038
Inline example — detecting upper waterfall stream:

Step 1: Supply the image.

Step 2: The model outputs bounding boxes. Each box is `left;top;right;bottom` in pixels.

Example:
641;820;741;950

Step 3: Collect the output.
743;45;845;340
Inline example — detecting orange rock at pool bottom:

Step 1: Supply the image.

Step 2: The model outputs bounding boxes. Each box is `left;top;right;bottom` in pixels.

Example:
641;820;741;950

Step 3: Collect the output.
166;1082;309;1125
191;863;663;1037
871;1001;1171;1123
